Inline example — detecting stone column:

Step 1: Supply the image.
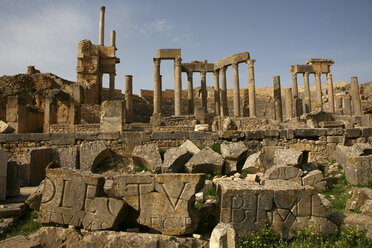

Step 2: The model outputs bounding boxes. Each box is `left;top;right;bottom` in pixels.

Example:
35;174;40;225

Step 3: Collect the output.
109;73;115;99
335;96;343;115
294;97;303;117
0;151;7;201
153;58;161;114
327;73;335;113
351;77;362;115
214;70;220;116
125;75;133;123
186;71;194;115
159;75;163;112
110;30;116;48
174;57;182;116
284;88;293;119
291;72;299;99
220;66;228;116
243;88;249;117
303;72;311;113
343;96;352;115
273;76;283;122
200;70;208;113
247;59;256;117
232;63;240;117
99;6;105;46
315;72;323;110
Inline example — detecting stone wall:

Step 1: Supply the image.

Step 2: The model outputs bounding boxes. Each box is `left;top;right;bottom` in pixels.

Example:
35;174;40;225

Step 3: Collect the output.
80;104;101;123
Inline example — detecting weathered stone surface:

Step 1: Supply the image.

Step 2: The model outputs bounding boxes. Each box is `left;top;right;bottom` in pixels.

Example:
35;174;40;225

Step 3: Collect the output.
111;173;205;235
302;170;326;190
289;216;337;237
185;147;224;174
345;188;372;212
100;100;124;132
220;141;248;161
180;139;200;155
242;152;265;173
224;160;238;175
28;147;52;186
0;150;8;200
223;117;238;131
162;146;191;173
210;222;238;248
38;168;126;230
0;235;40;248
264;165;303;180
132;143;162;172
361;199;372;216
273;148;303;166
80;141;110;172
6;161;20;197
0;120;15;134
37;226;209;248
343;214;372;239
194;124;210;131
26;180;44;211
53;146;78;169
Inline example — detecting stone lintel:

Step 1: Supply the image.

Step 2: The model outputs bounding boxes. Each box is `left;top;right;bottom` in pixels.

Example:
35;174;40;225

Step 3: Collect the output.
214;52;250;70
157;49;181;59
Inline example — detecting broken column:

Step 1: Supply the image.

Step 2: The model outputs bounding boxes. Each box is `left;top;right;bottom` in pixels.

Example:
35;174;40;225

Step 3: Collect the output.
109;73;115;99
99;6;105;46
110;30;116;48
125;75;133;123
351;77;362;115
243;88;249;117
232;63;240;117
153;58;161;115
315;72;323;110
273;76;283;122
284;88;293;119
303;72;312;113
201;70;208;113
220;66;228;116
214;70;221;116
0;151;7;200
174;57;182;116
247;59;256;117
293;97;303;117
43;96;56;133
291;72;299;99
327;73;335;113
343;96;352;115
187;71;194;115
335;96;343;115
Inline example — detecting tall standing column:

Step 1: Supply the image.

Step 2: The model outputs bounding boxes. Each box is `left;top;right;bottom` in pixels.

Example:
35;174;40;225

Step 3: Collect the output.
273;76;283;122
220;66;228;116
110;30;116;48
125;75;133;123
303;72;311;113
174;57;182;116
315;72;323;110
232;63;240;117
214;70;221;116
159;75;163;112
291;72;299;99
327;73;335;113
351;77;362;115
200;70;208;113
109;73;115;99
99;6;105;46
186;71;194;115
284;88;293;119
153;58;161;114
247;59;256;117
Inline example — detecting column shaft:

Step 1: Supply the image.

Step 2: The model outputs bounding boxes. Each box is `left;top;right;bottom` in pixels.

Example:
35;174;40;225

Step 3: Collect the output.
351;77;362;115
174;57;182;116
153;58;161;114
214;70;220;115
99;6;105;46
232;63;240;117
327;73;335;113
291;72;299;99
186;72;194;115
201;70;208;113
247;59;256;117
315;72;323;110
273;76;283;122
109;73;115;99
303;72;311;113
220;67;228;116
125;75;133;123
110;30;116;48
284;88;293;119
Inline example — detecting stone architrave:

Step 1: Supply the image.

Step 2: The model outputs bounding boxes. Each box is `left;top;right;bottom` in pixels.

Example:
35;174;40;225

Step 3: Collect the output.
232;63;240;117
343;96;352;115
100;100;124;132
351;77;362;115
162;147;191;173
80;141;110;172
210;222;239;248
284;88;293;119
111;173;206;235
185;147;224;174
132;144;162;172
273;76;283;122
247;59;256;117
0;150;7;200
274;148;303;166
28;147;52;186
53;147;79;169
38;168;125;230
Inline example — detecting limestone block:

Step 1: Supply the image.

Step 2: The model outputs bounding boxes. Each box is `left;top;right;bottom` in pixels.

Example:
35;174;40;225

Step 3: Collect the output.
264;165;303;181
220;142;248;161
80;141;110;172
132;143;162;172
273;148;303;166
100;101;124;132
180;139;200;155
223;117;238;131
210;222;238;248
185;147;224;174
28;147;52;186
224;160;238;175
111;173;205;235
345;188;372;212
0;235;40;248
53;146;79;169
38;168;126;230
194;124;210;131
302;170;326;190
26;180;44;211
289;216;337;237
343;214;372;239
345;156;372;185
162;146;191;173
0;150;7;200
6;161;20;197
242;152;265;173
0;120;15;134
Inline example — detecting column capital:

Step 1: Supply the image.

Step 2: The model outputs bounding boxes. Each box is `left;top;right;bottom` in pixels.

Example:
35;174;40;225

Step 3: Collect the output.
174;57;182;66
213;70;219;78
247;59;256;68
303;71;309;77
327;73;332;80
200;70;206;79
291;72;297;79
315;72;321;78
153;58;161;67
232;62;239;70
186;71;193;78
220;66;227;73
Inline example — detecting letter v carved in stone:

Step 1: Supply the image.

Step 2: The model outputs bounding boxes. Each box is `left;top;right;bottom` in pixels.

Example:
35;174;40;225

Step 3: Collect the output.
159;182;188;210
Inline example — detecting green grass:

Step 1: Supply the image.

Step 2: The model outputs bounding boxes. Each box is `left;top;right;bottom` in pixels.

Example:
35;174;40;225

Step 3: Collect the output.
319;174;351;212
195;202;203;210
209;143;221;154
159;148;166;162
240;225;372;248
0;209;41;241
204;185;219;201
133;165;153;173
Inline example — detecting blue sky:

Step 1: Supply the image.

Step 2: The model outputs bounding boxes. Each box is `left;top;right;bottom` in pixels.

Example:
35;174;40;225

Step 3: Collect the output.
0;0;371;94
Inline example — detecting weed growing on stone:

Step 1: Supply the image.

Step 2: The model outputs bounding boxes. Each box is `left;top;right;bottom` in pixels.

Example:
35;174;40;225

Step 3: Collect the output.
159;148;166;161
209;143;221;154
320;174;351;212
133;165;153;173
204;185;218;201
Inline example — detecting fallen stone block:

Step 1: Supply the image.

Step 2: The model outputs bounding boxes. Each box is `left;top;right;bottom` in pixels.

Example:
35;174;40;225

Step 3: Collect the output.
52;146;79;169
242;151;265;173
26;180;44;211
210;222;238;248
162;146;191;173
302;170;326;190
185;147;224;174
343;214;372;239
25;147;52;186
0;120;15;134
264;165;303;181
346;187;372;212
180;139;200;155
223;117;238;131
274;148;303;166
80;141;110;172
0;235;40;248
38;168;126;231
361;199;372;216
132;143;162;172
220;142;248;161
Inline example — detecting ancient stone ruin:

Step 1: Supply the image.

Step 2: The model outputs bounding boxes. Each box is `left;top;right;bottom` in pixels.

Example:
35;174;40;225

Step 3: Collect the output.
1;5;372;248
